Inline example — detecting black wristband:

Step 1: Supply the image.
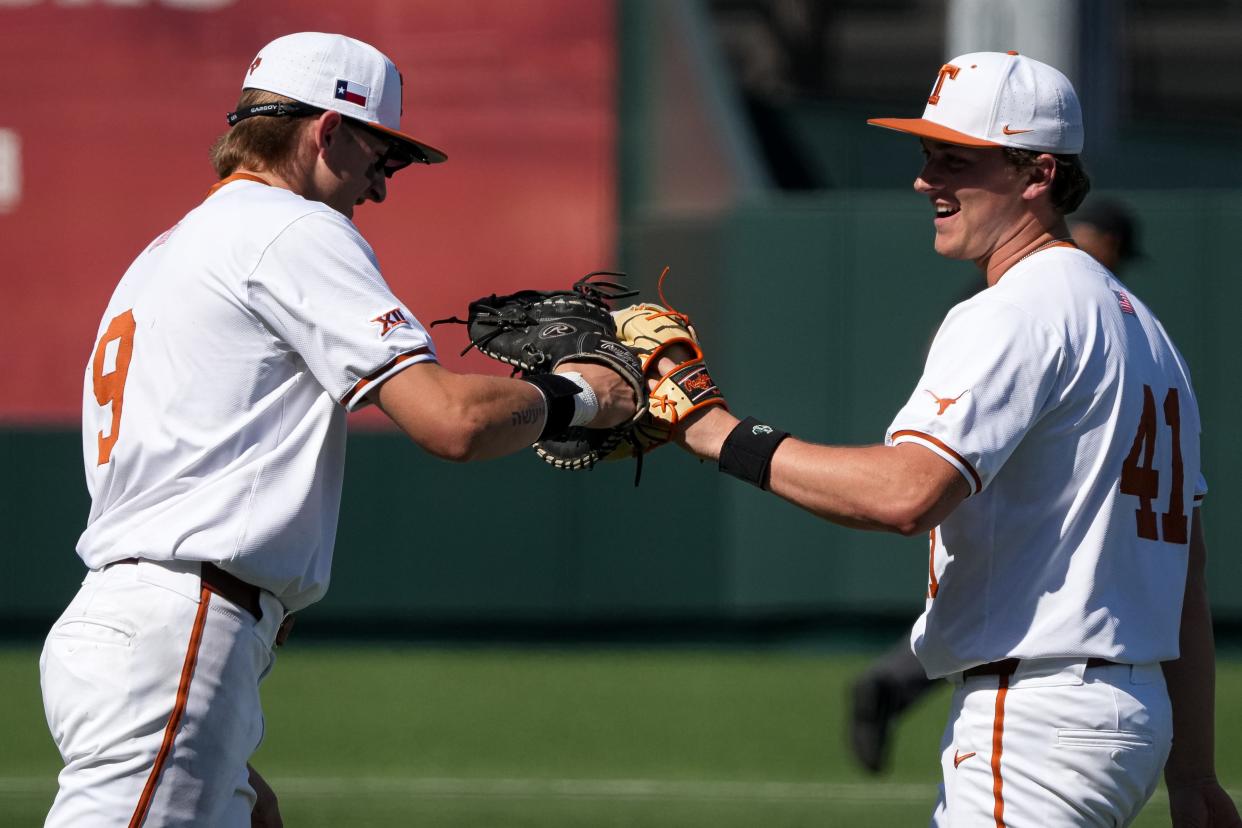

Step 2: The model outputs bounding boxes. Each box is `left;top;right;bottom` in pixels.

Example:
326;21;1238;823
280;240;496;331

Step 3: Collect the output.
718;416;790;490
523;374;582;440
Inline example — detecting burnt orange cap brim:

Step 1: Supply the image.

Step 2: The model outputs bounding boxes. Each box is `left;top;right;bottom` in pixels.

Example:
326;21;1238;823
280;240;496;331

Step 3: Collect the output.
370;121;448;164
866;117;1002;148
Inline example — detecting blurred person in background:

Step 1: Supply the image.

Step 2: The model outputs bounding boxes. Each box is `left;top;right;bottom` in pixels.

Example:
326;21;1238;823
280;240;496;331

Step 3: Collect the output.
38;32;637;828
1070;197;1143;272
847;195;1147;776
667;51;1238;826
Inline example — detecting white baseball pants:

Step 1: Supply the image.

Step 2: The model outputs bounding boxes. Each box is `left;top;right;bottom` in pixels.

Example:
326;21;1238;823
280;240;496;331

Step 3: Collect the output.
40;559;285;827
930;658;1172;827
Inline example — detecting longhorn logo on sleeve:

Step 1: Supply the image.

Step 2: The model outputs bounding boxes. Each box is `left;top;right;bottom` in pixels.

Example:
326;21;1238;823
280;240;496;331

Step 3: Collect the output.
926;389;968;415
372;308;411;337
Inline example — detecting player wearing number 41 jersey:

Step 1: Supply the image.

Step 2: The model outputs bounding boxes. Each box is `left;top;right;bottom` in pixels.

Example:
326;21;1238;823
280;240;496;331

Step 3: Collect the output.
665;51;1239;826
897;243;1204;681
40;32;639;827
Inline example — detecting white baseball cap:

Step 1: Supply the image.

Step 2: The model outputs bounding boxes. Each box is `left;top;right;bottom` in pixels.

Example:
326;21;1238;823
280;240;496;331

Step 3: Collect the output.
868;51;1083;154
231;32;447;165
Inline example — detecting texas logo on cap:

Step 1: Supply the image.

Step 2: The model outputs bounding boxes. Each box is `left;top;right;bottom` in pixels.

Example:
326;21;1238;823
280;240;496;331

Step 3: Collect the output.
239;32;447;165
334;79;369;107
867;51;1084;154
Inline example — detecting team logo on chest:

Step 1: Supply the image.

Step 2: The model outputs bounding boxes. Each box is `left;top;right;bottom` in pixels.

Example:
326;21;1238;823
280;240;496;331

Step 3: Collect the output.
372;308;410;338
926;389;968;415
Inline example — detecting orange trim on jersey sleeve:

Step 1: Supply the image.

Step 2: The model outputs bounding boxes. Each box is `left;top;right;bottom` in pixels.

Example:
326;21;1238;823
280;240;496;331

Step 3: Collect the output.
340;347;434;408
129;588;212;828
992;675;1010;828
927;529;940;599
891;429;983;493
205;172;271;198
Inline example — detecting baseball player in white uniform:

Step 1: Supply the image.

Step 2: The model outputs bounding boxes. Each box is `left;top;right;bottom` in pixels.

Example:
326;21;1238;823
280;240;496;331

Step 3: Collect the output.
39;32;638;827
671;52;1239;826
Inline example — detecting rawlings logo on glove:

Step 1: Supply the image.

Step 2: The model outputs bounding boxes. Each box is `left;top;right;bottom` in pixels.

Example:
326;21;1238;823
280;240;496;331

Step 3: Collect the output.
434;268;726;480
539;323;577;338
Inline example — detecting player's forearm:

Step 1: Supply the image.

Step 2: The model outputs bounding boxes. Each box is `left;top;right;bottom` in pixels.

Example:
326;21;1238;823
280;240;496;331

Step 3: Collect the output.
437;376;550;462
679;407;966;534
376;368;546;462
377;358;639;462
1162;591;1217;784
1162;511;1219;786
767;440;966;534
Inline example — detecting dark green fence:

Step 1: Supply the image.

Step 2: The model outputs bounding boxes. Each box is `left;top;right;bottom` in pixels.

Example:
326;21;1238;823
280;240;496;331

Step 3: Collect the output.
6;190;1241;631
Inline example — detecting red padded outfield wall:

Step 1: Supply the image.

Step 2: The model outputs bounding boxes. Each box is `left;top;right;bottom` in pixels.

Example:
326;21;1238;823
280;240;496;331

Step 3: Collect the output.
0;0;616;426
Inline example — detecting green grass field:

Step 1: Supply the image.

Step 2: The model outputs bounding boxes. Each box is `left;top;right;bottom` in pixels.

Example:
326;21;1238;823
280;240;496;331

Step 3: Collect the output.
4;646;1240;826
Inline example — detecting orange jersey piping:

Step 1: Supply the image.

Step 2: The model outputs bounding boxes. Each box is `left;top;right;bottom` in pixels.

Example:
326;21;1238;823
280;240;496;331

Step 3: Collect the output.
341;348;434;408
891;429;983;493
991;675;1010;828
129;589;212;827
205;172;271;198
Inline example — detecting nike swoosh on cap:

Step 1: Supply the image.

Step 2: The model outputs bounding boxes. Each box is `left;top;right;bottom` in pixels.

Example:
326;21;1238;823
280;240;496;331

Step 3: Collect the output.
1001;125;1033;135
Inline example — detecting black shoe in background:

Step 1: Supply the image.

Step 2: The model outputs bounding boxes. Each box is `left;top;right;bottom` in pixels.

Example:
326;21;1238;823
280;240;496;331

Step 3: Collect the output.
849;673;898;774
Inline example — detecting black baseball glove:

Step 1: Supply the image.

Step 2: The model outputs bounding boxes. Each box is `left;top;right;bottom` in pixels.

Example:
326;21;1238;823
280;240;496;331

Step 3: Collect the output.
432;272;646;469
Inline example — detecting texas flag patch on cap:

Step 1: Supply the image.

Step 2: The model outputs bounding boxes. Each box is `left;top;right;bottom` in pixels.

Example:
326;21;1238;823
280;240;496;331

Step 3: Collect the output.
334;78;369;107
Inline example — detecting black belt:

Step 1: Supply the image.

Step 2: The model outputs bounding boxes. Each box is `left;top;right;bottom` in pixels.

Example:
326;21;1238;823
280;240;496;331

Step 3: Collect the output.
963;657;1121;679
107;558;264;622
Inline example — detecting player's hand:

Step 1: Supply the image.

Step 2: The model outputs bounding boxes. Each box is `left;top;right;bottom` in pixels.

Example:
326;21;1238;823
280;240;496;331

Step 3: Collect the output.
556;360;639;429
676;403;738;459
1168;778;1242;827
249;764;284;828
651;342;698;388
649;341;734;458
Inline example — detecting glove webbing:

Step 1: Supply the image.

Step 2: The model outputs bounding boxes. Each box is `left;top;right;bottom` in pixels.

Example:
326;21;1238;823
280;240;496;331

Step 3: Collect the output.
430;272;639;360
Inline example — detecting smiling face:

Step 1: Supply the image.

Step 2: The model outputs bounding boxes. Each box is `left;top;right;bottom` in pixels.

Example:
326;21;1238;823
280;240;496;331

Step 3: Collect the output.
913;140;1033;265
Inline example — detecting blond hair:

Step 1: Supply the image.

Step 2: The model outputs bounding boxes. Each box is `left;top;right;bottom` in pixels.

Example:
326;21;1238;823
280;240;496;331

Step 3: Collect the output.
209;90;314;180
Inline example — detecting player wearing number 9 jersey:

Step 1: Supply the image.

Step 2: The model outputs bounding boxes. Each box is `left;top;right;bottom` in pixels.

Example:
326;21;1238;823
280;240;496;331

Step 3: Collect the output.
40;33;638;828
671;52;1239;826
79;182;434;612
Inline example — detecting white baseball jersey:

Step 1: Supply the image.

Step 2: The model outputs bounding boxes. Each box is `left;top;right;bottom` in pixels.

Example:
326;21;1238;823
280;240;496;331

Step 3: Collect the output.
887;246;1205;678
78;175;437;611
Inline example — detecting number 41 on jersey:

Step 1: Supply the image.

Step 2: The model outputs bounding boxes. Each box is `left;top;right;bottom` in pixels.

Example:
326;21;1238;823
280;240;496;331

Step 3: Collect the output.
1120;384;1187;544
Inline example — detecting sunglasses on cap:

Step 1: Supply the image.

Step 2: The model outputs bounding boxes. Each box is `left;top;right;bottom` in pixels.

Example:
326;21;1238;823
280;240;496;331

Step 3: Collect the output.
225;101;428;176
